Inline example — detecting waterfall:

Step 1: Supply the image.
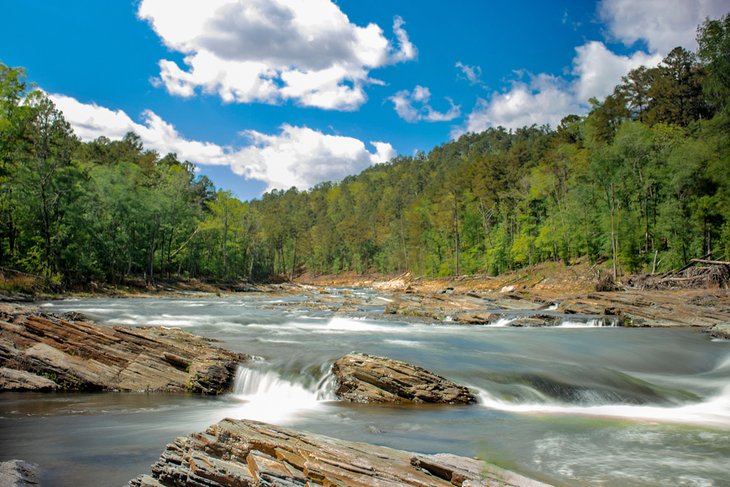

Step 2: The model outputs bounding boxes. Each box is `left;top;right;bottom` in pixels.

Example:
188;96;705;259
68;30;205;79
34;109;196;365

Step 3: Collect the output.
229;365;334;423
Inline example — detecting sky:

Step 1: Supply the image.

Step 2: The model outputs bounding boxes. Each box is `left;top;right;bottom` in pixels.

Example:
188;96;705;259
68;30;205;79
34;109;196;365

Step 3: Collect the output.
2;0;728;200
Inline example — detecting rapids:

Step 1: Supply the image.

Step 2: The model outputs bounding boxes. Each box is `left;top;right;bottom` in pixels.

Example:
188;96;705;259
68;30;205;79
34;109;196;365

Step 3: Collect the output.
1;290;728;486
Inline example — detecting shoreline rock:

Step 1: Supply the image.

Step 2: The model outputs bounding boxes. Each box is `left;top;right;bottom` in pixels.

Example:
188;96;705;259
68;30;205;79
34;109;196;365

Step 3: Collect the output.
332;352;477;404
0;460;39;487
0;304;246;394
709;322;730;339
129;418;552;487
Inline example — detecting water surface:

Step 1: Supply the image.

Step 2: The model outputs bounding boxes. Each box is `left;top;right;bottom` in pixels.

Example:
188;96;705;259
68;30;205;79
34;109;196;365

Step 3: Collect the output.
1;292;728;486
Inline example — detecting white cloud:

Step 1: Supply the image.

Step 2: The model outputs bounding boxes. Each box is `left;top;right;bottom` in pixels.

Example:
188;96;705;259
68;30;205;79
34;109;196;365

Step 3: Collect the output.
389;85;461;123
572;41;662;101
459;74;580;135
456;40;662;135
455;0;727;136
236;125;395;190
455;61;483;85
48;93;394;192
599;0;729;54
137;0;416;110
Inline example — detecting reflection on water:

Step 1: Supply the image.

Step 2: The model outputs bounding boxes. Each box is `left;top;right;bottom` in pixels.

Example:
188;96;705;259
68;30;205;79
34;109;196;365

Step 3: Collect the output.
1;293;728;486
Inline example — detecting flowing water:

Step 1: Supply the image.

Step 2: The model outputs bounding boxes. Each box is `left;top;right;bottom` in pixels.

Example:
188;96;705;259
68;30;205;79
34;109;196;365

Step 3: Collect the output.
1;291;729;486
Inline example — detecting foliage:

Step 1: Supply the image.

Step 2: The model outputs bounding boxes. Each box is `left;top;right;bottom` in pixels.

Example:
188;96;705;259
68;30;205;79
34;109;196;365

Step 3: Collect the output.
0;15;729;287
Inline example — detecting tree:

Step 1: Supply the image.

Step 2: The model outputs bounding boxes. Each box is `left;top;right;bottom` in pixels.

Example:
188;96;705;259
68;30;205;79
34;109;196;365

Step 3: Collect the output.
697;13;730;110
16;92;78;281
0;64;28;267
646;47;707;126
616;66;655;122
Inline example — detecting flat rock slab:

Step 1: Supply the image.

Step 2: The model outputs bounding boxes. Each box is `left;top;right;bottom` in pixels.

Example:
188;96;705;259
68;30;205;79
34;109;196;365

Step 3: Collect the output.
129;418;552;487
0;366;58;391
332;352;477;404
0;460;40;487
0;305;246;394
557;290;730;327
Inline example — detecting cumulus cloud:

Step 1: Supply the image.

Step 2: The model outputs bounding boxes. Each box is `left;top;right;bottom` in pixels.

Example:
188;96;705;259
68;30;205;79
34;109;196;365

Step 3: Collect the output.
389;85;461;123
237;125;395;190
455;40;663;135
49;93;394;192
455;0;727;136
572;41;662;101
459;74;580;135
137;0;416;110
455;62;483;85
599;0;729;54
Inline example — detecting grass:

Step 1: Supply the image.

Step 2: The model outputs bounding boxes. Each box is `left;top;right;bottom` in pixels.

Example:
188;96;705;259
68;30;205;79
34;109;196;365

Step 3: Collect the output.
0;274;40;294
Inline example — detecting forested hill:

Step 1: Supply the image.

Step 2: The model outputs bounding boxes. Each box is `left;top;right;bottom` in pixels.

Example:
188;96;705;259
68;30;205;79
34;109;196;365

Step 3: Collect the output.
1;15;729;289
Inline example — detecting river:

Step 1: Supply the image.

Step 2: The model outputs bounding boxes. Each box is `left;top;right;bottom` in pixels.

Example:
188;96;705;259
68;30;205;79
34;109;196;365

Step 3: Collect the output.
1;290;729;486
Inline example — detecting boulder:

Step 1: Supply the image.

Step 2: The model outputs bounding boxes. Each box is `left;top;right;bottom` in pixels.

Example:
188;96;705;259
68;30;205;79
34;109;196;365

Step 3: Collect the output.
129;418;552;487
0;306;246;394
506;318;549;328
332;352;477;404
0;460;39;487
0;367;58;391
710;322;730;339
455;312;501;325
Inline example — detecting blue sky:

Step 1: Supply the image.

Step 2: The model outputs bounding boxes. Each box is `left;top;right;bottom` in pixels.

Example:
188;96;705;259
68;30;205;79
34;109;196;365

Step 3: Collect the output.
2;0;727;200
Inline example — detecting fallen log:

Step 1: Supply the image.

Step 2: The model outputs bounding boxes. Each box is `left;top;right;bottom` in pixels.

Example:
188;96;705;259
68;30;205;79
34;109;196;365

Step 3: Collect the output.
691;259;730;266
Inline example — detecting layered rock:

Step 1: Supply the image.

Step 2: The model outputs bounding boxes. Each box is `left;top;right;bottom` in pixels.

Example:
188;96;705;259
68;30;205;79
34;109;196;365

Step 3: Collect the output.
557;290;730;327
0;366;59;391
332;352;477;404
129;418;552;487
0;304;246;393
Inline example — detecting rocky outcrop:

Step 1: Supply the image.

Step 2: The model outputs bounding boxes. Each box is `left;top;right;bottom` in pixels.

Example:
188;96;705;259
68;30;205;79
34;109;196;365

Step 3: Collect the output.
557;290;730;327
0;367;58;391
332;352;477;404
505;317;551;327
0;304;246;394
129;418;552;487
0;460;39;487
709;322;730;339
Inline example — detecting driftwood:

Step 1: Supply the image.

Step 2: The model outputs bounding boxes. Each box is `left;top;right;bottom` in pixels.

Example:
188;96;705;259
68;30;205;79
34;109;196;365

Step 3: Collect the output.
691;259;730;266
626;257;730;290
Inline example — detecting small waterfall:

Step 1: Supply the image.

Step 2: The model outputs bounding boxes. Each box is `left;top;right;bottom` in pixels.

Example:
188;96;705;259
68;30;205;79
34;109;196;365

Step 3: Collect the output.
229;366;332;423
316;370;338;401
489;316;518;327
558;317;617;327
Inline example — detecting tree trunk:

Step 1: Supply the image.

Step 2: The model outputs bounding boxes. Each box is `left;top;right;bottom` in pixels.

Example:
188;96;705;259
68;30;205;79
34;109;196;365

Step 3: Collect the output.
453;193;460;276
610;184;618;282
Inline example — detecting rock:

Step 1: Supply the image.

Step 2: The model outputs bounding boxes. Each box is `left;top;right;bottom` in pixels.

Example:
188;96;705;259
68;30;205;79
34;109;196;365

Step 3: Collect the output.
411;454;550;487
129;418;552;487
332;352;477;404
0;307;246;394
0;460;40;487
557;290;730;328
384;304;445;321
0;367;58;391
709;322;730;339
506;318;550;327
373;273;412;291
455;312;501;325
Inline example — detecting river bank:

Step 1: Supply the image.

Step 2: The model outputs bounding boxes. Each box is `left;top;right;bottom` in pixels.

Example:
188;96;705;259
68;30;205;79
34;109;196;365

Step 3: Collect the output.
4;260;729;329
293;261;730;329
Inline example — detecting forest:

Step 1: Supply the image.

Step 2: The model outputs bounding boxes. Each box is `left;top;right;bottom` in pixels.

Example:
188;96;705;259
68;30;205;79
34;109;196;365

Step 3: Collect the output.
1;15;729;289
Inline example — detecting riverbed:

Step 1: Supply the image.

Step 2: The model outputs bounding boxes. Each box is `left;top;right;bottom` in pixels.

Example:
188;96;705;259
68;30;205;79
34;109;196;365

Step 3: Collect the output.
1;290;729;486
